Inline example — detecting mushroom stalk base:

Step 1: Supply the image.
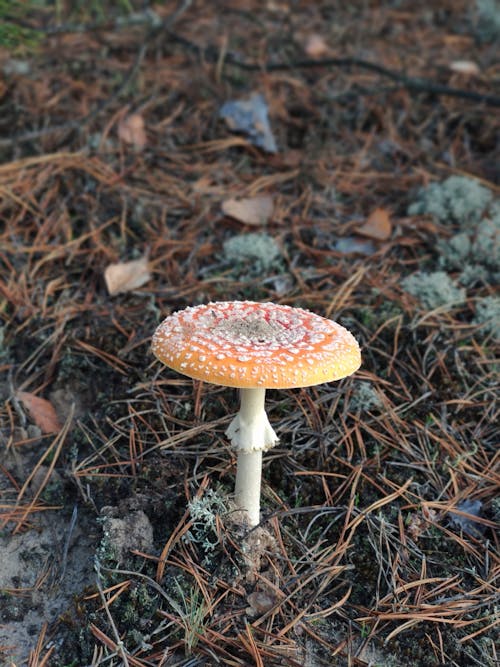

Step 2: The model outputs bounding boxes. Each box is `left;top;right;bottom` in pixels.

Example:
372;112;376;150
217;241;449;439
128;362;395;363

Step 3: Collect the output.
234;450;262;527
225;388;279;526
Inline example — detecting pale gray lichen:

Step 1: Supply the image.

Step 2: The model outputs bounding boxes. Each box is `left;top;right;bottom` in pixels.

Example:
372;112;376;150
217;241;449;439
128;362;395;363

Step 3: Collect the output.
458;264;490;287
402;271;466;309
475;296;500;340
222;232;282;275
474;0;500;42
472;216;500;275
438;233;471;269
408;176;493;227
438;209;500;286
350;381;383;413
185;488;227;556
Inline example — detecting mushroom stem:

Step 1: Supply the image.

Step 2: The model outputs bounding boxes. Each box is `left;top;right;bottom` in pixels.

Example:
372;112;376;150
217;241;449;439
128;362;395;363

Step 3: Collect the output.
234;450;262;526
226;387;279;526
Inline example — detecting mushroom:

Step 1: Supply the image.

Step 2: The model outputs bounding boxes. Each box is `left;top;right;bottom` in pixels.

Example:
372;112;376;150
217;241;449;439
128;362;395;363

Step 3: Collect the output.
152;301;361;526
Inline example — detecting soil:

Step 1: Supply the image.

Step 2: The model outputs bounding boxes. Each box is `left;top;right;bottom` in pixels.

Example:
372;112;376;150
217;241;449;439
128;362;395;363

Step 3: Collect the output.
0;506;97;663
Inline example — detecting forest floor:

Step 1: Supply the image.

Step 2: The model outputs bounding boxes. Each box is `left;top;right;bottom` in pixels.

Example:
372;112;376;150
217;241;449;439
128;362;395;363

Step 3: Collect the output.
0;1;498;665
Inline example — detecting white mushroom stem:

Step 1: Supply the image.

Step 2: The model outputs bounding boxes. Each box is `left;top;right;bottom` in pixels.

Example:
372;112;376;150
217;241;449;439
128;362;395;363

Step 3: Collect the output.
234;450;263;527
225;387;278;526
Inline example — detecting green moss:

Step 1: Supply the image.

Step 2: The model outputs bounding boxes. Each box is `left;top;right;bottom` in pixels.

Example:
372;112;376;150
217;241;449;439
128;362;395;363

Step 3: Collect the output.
0;1;41;52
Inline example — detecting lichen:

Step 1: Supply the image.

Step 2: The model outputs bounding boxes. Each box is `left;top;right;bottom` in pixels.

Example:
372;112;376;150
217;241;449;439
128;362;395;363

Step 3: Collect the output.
402;271;466;309
470;217;500;277
438;233;471;269
438;209;500;286
408;176;492;227
222;232;282;274
474;0;500;42
475;296;500;340
185;488;227;558
350;381;383;413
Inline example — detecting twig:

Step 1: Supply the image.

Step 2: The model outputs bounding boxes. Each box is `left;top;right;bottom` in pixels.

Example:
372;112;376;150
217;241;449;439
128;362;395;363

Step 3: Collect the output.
94;557;130;666
21;8;499;108
167;33;500;107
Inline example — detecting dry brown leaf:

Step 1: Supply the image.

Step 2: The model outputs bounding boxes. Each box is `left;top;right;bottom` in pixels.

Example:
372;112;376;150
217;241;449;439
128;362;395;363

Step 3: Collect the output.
17;391;62;434
246;591;276;615
104;256;151;296
304;34;329;58
221;195;274;225
449;60;480;76
356;207;392;241
118;113;147;150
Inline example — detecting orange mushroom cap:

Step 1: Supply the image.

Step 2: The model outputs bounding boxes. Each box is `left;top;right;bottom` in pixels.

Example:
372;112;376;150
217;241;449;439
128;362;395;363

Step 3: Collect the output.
152;301;361;389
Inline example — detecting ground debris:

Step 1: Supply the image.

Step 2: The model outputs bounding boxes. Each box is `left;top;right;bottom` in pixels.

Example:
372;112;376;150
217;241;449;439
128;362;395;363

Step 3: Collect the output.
0;2;498;665
219;93;278;153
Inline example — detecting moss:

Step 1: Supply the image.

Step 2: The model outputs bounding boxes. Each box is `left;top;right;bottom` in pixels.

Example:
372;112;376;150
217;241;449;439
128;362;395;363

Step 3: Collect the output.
0;1;41;52
408;176;492;227
402;271;466;309
120;582;158;628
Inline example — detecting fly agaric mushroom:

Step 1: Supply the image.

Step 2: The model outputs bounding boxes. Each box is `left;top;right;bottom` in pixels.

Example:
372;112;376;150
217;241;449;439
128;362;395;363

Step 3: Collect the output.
152;301;361;526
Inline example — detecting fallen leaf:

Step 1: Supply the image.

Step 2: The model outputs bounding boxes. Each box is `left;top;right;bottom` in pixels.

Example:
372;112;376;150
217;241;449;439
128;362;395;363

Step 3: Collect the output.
246;591;276;615
221;195;274;225
17;391;62;434
449;60;480;76
406;508;437;541
118;113;147;150
304;34;329;58
356;207;392;240
448;499;484;537
104;256;151;296
219;93;277;153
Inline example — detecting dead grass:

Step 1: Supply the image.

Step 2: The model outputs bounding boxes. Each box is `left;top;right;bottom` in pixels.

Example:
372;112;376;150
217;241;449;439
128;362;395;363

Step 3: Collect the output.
0;1;498;665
